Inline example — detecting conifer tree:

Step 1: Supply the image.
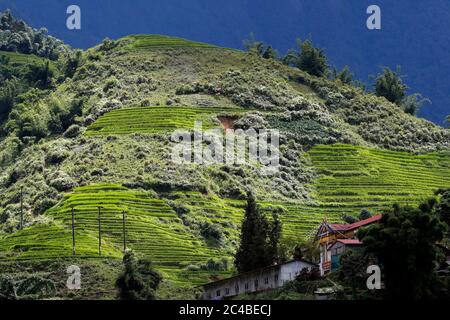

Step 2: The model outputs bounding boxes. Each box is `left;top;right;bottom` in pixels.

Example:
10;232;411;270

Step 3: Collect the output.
235;191;281;273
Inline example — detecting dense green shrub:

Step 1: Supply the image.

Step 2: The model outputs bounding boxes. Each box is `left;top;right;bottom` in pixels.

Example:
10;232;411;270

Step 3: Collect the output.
200;258;229;271
0;276;15;300
63;124;81;138
199;221;225;246
49;173;77;192
45;148;70;165
48;98;84;134
15;276;56;299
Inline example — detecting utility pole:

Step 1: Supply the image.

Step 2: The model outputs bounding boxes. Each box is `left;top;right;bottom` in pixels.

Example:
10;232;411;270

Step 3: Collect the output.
71;206;76;256
98;206;103;257
122;211;127;253
20;186;23;230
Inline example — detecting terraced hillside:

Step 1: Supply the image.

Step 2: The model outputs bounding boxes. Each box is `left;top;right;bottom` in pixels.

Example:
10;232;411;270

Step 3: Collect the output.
309;144;450;216
1;22;450;299
85;106;243;136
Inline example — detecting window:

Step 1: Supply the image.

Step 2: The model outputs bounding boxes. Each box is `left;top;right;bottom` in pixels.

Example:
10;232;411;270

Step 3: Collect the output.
254;279;259;290
216;290;221;297
264;277;269;285
274;274;279;282
245;283;249;291
225;288;230;295
235;284;239;294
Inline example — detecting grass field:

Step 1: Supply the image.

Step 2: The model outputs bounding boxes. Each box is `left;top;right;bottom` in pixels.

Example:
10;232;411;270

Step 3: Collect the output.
121;35;218;50
85;106;243;136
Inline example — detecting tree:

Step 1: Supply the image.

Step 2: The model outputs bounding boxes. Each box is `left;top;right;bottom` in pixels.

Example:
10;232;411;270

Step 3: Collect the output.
25;61;53;89
281;48;298;67
374;66;408;105
116;250;161;300
243;33;261;52
282;39;329;77
234;191;281;273
435;189;450;229
0;78;19;120
262;45;278;60
401;93;430;116
63;50;82;78
266;213;282;264
358;204;447;299
291;240;319;263
359;209;373;221
342;214;358;224
332;66;354;85
337;250;374;299
242;33;277;60
0;55;13;83
297;39;329;77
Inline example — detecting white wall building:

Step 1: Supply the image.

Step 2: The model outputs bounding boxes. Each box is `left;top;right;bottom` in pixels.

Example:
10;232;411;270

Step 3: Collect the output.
201;260;318;300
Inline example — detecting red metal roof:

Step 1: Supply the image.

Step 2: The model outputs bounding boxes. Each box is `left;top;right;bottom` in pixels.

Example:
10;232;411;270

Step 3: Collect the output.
336;239;363;245
330;214;382;232
327;239;363;249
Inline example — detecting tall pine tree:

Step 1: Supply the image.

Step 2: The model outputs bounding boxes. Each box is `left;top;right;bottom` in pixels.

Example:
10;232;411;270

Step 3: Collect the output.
235;191;281;273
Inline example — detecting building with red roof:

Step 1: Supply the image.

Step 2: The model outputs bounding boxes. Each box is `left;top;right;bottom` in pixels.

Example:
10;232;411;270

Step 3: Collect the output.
315;215;382;275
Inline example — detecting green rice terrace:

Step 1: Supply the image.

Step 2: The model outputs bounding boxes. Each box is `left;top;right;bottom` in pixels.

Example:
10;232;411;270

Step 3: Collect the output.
121;34;218;50
85;106;243;136
1;144;449;287
0;50;53;66
309;144;450;215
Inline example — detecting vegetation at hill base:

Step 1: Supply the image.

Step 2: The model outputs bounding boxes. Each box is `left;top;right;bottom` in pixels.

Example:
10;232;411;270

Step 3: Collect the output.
0;11;449;299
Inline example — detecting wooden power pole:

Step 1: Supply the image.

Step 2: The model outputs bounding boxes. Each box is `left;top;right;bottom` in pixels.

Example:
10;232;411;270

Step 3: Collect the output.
98;206;103;256
71;206;76;256
20;186;23;230
122;211;127;252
